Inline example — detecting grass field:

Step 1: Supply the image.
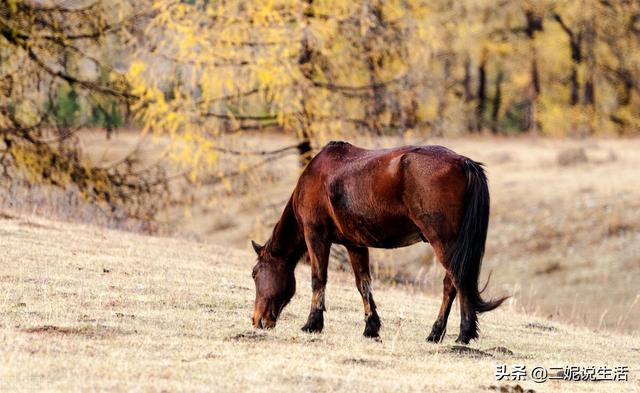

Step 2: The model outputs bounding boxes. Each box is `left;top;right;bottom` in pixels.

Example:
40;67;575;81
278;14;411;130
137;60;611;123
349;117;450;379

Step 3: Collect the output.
0;214;638;392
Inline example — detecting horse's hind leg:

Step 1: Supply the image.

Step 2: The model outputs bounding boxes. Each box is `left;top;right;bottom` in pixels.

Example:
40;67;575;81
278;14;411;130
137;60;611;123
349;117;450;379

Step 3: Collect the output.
425;235;478;344
431;238;478;344
426;273;457;343
346;246;381;338
408;216;461;344
456;293;478;344
301;225;330;334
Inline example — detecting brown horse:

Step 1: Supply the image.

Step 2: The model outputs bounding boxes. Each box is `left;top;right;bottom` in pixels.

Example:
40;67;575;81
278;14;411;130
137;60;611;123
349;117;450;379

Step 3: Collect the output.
251;141;507;344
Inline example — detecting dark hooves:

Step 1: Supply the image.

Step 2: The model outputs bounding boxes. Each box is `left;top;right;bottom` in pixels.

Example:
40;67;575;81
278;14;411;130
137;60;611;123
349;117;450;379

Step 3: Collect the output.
456;320;478;344
301;310;324;333
363;313;381;338
454;334;475;345
426;328;446;343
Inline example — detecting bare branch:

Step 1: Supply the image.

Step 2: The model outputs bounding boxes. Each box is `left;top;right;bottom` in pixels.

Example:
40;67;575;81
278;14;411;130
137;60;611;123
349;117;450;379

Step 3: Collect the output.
208;142;307;156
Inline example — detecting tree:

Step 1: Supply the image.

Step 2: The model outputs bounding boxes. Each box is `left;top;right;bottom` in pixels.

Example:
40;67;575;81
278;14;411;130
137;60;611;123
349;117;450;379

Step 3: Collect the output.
0;0;167;224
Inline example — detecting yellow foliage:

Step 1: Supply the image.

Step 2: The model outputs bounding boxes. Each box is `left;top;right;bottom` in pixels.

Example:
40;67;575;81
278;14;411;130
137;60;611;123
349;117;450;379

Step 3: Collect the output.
128;61;146;79
118;0;640;179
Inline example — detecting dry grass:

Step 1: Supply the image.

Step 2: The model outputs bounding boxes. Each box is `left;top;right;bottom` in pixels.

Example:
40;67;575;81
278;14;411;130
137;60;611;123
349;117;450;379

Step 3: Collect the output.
1;214;639;392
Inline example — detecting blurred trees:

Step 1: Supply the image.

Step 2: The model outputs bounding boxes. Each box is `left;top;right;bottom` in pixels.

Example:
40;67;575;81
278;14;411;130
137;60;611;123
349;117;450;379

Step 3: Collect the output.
128;0;640;176
2;0;640;222
128;0;429;172
0;0;169;224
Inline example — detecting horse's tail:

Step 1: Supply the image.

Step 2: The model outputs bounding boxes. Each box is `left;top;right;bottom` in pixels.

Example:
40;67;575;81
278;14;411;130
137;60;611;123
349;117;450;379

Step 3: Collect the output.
448;159;508;313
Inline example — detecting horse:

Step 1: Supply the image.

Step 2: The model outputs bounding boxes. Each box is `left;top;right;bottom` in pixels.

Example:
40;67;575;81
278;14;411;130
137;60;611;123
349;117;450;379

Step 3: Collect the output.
250;141;508;344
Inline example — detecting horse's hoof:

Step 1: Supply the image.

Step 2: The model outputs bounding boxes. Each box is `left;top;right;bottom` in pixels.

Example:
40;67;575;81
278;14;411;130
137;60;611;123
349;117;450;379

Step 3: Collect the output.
363;313;381;338
363;327;380;338
301;310;324;333
426;334;439;343
301;325;321;333
455;328;479;344
426;329;446;343
301;323;323;333
455;335;472;345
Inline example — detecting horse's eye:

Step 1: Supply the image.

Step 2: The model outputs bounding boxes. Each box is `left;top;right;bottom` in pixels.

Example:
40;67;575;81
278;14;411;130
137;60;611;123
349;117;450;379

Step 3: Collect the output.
252;266;258;279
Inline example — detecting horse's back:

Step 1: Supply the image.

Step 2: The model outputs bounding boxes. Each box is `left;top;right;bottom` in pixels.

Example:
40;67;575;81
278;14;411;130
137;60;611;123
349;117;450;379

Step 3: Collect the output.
316;140;460;160
300;142;466;200
309;141;463;179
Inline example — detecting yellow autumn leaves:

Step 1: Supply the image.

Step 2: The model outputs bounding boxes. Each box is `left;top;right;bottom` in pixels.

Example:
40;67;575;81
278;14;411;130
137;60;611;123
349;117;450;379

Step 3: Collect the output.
125;0;640;181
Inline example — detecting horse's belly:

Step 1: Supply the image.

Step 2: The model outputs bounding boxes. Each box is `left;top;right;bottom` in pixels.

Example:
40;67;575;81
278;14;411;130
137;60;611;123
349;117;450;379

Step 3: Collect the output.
373;229;423;248
334;214;423;249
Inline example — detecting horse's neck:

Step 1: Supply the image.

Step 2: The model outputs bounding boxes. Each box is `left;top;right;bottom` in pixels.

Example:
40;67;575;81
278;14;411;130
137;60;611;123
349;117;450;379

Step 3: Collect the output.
265;198;305;264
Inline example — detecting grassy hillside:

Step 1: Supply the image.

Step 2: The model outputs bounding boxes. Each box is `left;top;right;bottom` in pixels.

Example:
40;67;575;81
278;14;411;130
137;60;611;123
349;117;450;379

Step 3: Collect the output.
0;214;638;392
10;132;637;333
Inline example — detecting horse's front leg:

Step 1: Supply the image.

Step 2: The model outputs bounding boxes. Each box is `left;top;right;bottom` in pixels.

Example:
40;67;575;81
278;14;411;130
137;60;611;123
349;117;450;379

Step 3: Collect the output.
301;226;330;333
346;246;381;338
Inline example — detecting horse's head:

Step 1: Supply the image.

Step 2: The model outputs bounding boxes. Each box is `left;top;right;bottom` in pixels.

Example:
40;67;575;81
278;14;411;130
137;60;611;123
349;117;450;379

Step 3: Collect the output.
250;240;296;329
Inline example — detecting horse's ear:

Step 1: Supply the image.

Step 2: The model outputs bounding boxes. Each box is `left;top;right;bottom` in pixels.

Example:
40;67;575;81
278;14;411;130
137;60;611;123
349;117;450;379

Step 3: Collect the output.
251;240;263;255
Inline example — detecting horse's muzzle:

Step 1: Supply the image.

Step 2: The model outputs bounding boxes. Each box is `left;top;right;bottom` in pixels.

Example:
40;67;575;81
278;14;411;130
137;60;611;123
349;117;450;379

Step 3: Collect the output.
252;316;275;329
252;307;276;329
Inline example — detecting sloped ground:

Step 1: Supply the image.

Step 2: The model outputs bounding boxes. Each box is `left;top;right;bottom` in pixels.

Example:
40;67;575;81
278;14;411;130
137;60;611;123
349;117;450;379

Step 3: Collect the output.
0;214;638;392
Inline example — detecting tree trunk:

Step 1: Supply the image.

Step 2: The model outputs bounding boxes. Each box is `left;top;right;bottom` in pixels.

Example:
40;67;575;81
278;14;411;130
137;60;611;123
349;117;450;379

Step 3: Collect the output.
524;54;540;133
569;37;582;106
553;13;582;106
463;56;473;103
475;51;487;132
462;56;474;132
491;70;503;134
583;23;596;108
297;0;314;166
524;9;543;133
618;69;633;106
364;1;387;136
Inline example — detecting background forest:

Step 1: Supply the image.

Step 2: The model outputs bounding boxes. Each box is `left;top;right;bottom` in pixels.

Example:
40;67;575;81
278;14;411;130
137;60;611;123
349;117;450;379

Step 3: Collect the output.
2;0;640;204
1;0;639;333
